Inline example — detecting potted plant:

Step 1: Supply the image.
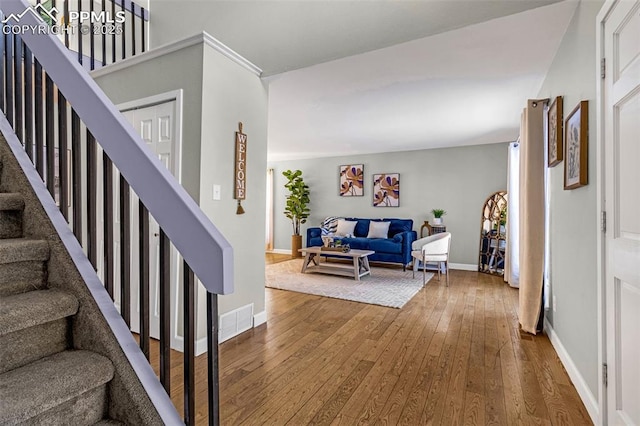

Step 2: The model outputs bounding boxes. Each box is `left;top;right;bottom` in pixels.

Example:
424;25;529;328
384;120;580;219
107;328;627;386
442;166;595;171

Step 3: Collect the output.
499;207;507;234
431;208;446;225
283;169;310;258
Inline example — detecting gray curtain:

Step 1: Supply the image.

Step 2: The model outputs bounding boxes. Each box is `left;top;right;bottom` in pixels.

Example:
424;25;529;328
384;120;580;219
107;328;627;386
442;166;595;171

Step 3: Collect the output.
518;100;545;334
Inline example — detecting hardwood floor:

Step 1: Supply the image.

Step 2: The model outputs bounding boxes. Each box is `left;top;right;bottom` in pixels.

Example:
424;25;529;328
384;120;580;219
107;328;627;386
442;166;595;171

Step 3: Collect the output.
149;255;592;425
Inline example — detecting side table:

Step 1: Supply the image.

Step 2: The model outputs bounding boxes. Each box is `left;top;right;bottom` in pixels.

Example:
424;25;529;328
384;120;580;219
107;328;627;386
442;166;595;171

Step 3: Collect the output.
420;221;447;238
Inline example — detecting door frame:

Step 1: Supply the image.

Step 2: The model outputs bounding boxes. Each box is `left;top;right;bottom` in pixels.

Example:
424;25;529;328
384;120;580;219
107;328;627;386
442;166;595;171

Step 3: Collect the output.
596;1;619;424
117;89;184;351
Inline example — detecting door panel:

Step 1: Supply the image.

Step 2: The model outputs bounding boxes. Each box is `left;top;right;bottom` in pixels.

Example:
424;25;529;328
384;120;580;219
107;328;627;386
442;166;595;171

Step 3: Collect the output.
617;94;640;238
618;279;640;424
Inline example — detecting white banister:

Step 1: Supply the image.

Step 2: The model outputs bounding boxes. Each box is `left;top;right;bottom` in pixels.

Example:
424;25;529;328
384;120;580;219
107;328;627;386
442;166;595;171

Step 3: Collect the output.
0;0;234;295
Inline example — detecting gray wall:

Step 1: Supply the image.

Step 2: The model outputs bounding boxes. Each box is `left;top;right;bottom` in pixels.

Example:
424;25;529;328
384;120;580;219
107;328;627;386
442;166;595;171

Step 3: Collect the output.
537;0;603;399
94;39;268;340
93;43;204;200
269;142;508;266
197;43;269;321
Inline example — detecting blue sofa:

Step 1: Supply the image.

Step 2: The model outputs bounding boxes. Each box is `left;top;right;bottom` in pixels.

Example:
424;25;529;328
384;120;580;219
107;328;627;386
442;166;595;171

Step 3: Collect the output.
306;218;417;269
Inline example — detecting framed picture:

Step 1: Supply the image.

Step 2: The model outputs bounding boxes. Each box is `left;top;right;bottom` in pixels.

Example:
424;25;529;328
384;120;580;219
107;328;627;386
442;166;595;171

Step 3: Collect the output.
547;96;563;167
373;173;399;207
564;100;589;190
339;164;364;196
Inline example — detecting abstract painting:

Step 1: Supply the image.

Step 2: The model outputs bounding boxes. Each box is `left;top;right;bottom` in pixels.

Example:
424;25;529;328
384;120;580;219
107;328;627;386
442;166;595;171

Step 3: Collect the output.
339;164;364;196
373;173;400;207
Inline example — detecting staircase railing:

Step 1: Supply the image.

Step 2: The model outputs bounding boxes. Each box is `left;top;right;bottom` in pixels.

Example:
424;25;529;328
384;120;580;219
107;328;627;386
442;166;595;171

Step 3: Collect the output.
0;0;232;424
30;0;148;70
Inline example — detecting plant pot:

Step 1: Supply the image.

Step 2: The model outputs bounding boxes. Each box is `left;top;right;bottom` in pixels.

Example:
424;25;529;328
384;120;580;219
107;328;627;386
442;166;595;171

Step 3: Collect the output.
291;235;303;258
433;218;443;225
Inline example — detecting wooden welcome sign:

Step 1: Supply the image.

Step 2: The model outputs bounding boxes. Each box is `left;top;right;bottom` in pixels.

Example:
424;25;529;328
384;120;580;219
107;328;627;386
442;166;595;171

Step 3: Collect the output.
235;122;247;214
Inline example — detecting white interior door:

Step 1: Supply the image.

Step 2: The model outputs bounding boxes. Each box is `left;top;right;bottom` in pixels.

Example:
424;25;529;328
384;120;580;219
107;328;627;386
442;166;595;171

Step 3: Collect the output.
118;101;178;340
603;1;640;424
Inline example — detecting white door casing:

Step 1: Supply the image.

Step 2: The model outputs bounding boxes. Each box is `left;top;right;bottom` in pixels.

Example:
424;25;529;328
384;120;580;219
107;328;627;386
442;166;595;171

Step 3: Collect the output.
601;1;640;424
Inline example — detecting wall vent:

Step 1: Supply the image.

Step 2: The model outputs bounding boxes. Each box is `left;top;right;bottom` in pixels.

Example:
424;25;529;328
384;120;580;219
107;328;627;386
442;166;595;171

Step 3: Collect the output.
219;303;254;343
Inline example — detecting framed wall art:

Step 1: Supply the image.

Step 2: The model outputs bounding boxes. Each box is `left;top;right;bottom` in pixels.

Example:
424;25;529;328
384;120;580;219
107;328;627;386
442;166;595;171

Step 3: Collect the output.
564;101;588;190
339;164;364;196
373;173;399;207
548;96;563;167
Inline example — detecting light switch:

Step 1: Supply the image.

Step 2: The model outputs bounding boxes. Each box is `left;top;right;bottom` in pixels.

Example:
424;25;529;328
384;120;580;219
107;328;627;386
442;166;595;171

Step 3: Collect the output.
213;184;221;200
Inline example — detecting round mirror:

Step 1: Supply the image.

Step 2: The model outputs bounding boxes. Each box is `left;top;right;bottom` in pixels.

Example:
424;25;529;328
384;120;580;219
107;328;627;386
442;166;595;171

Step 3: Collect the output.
478;191;507;275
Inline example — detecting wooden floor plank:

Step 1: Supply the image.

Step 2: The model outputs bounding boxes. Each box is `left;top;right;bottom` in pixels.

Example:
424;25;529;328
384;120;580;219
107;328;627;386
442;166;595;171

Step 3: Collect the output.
142;258;591;425
483;273;508;426
440;279;477;425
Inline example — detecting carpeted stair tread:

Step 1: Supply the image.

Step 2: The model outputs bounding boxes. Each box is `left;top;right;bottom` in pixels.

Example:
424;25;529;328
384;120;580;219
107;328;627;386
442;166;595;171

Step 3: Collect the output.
0;192;25;210
0;238;49;264
0;261;47;297
0;350;115;424
93;420;125;425
0;289;78;336
0;193;24;238
0;319;68;374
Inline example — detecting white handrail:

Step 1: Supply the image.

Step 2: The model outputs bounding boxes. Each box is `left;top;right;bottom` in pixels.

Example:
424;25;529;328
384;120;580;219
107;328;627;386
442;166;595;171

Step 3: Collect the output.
0;0;234;295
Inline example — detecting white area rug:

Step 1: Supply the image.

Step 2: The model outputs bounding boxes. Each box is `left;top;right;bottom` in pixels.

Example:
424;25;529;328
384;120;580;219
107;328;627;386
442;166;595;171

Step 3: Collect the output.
265;259;434;308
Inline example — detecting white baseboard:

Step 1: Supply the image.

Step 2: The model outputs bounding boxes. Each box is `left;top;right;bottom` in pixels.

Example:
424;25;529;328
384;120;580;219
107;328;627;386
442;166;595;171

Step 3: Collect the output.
544;319;599;425
173;336;208;356
254;310;267;327
449;263;477;271
271;251;476;272
268;249;291;255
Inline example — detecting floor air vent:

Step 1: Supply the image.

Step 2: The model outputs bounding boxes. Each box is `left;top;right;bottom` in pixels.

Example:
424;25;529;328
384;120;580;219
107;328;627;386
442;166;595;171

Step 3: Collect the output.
219;303;254;343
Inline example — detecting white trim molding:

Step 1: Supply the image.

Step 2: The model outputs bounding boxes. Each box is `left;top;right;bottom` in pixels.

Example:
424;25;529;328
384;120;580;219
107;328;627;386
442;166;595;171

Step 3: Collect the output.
544;319;600;425
173;336;208;357
595;3;612;423
254;310;267;327
91;32;262;78
449;263;477;271
268;249;291;255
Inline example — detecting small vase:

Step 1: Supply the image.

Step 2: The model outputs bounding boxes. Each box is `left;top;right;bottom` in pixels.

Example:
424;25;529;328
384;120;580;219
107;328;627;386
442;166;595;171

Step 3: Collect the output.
433;218;443;225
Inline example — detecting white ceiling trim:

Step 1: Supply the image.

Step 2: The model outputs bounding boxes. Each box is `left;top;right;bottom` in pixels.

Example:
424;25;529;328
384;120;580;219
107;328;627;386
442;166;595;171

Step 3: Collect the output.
91;31;262;79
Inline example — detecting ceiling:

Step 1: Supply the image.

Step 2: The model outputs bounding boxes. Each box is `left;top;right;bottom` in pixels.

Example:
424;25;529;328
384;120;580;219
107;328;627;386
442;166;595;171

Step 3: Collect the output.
266;1;578;161
152;0;562;77
151;1;578;161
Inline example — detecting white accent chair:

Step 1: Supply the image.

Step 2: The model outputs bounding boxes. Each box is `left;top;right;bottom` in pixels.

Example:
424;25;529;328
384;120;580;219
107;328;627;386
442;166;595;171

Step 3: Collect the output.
411;232;452;286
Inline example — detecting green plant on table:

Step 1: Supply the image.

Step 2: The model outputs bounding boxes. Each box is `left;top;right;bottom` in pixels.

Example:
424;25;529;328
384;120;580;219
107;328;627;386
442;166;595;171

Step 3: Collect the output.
431;209;447;218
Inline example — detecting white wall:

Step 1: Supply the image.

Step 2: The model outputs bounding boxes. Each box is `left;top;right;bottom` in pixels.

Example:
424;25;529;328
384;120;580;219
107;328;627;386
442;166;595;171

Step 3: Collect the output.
269;142;508;267
537;0;603;404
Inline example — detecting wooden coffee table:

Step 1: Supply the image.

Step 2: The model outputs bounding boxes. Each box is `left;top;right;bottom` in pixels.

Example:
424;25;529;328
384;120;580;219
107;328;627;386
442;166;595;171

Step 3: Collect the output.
298;247;374;281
